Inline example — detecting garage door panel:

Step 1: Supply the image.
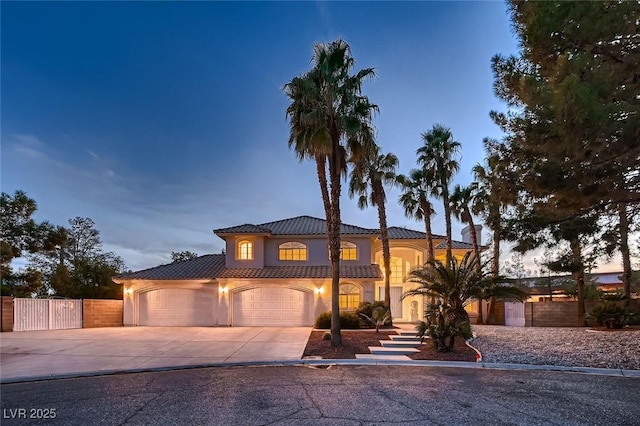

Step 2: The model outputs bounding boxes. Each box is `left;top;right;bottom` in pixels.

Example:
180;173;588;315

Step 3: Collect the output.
139;288;215;326
232;287;312;326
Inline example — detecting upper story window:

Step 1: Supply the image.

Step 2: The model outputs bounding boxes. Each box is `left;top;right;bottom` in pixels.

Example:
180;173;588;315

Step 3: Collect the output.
390;257;403;284
340;241;357;260
279;242;307;261
237;240;253;260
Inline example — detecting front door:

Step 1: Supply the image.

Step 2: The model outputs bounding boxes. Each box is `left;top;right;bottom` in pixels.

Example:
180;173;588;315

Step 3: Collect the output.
379;286;403;319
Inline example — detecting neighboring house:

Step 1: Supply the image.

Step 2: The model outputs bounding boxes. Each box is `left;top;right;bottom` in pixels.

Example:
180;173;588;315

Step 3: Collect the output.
114;215;477;327
521;272;631;302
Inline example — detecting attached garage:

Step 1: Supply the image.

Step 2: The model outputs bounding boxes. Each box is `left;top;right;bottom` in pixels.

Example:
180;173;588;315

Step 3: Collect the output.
232;287;313;326
139;288;215;326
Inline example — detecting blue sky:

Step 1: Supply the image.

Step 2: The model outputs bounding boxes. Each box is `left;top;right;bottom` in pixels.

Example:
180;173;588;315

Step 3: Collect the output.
1;1;623;274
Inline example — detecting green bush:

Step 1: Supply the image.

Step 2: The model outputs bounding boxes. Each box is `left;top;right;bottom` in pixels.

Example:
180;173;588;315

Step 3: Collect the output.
356;301;390;328
588;303;636;329
314;311;361;329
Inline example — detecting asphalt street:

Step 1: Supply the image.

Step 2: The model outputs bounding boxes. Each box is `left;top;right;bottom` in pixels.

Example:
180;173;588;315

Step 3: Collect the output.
1;365;639;425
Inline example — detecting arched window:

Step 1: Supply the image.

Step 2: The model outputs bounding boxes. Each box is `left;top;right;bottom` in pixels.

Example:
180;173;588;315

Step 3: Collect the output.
339;284;361;311
389;257;403;284
340;241;357;260
278;242;307;261
237;240;253;260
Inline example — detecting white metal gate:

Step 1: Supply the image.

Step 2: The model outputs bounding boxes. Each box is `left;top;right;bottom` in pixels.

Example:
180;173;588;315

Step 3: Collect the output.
504;301;525;327
13;298;83;331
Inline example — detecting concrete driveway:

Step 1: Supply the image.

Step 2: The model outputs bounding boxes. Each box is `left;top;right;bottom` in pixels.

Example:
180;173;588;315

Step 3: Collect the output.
0;327;312;381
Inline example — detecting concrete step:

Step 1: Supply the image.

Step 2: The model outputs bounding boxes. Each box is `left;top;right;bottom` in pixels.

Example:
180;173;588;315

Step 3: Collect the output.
368;346;420;356
398;331;419;336
380;340;422;348
355;354;412;361
389;335;423;341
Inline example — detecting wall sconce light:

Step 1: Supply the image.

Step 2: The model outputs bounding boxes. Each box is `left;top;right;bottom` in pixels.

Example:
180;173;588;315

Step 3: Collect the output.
315;287;323;294
220;287;228;294
124;288;133;295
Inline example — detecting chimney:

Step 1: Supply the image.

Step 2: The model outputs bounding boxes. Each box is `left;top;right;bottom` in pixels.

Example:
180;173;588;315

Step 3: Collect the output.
461;225;482;245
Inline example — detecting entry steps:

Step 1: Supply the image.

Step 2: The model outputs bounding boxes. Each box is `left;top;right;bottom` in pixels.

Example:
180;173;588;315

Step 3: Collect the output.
355;329;426;360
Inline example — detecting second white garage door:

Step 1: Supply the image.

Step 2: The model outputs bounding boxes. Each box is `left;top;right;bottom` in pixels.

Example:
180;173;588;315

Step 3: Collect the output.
232;287;313;326
139;288;215;326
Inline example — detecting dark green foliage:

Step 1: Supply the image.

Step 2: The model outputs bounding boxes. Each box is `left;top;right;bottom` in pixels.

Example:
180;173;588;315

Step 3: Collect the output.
417;300;472;352
355;301;389;327
171;251;199;263
588;303;636;329
315;311;361;329
359;306;391;333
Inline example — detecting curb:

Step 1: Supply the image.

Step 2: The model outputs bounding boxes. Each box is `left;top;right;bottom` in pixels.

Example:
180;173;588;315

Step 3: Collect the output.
2;358;638;384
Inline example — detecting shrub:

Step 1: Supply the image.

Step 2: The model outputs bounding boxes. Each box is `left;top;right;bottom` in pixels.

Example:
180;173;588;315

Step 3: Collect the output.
359;306;391;332
417;300;473;352
314;311;361;329
356;301;390;328
322;332;331;340
588;303;636;329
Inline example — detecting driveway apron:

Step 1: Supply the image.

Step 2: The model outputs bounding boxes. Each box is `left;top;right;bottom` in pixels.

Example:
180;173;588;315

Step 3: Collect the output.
0;327;312;381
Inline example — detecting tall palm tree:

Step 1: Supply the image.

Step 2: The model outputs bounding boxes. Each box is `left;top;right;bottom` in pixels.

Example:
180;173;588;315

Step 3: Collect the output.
417;124;461;268
349;144;398;321
451;183;483;324
397;169;437;262
284;40;378;347
472;139;520;323
450;184;481;259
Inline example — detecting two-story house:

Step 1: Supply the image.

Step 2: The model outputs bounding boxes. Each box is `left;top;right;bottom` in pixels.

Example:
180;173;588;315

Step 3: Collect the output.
115;215;478;327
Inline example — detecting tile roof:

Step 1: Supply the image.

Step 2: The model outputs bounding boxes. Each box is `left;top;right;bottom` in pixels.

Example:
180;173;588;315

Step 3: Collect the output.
214;215;378;237
212;224;271;235
115;254;226;280
219;264;382;279
434;240;474;250
386;226;446;240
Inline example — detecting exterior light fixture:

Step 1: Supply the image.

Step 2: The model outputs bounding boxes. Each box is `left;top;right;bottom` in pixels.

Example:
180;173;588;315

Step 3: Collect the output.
124;288;133;295
220;287;228;294
315;287;323;294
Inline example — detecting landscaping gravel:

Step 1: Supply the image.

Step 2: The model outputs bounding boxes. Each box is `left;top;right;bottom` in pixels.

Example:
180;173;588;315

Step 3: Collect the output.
471;325;640;370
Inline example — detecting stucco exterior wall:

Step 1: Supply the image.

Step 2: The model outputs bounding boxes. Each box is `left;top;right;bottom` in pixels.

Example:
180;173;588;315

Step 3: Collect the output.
225;236;265;268
263;236;373;266
216;278;377;325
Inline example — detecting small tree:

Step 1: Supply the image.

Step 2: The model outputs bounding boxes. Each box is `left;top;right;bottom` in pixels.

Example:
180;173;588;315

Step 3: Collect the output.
403;253;527;351
171;251;199;263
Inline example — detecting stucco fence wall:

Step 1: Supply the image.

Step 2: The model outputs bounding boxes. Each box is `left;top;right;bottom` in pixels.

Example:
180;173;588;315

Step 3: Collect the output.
525;299;640;327
0;298;123;331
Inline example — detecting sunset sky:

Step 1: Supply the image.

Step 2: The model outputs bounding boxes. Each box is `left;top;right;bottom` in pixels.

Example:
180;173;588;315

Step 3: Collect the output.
2;1;624;274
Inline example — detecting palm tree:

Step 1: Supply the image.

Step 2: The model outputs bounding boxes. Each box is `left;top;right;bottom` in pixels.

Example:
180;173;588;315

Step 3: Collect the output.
284;40;378;347
451;184;481;259
402;253;527;351
472;140;519;324
417;124;460;268
349;145;398;321
397;168;437;262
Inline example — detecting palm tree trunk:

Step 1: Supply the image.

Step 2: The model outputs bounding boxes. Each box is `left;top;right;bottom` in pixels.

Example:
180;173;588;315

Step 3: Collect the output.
570;237;587;327
374;183;392;324
443;188;454;268
421;199;435;262
618;203;632;307
468;216;480;260
315;155;332;224
328;152;342;347
486;208;500;324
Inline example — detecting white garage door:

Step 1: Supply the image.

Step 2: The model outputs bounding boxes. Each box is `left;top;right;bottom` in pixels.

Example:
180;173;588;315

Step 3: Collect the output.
233;287;313;326
139;288;215;326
